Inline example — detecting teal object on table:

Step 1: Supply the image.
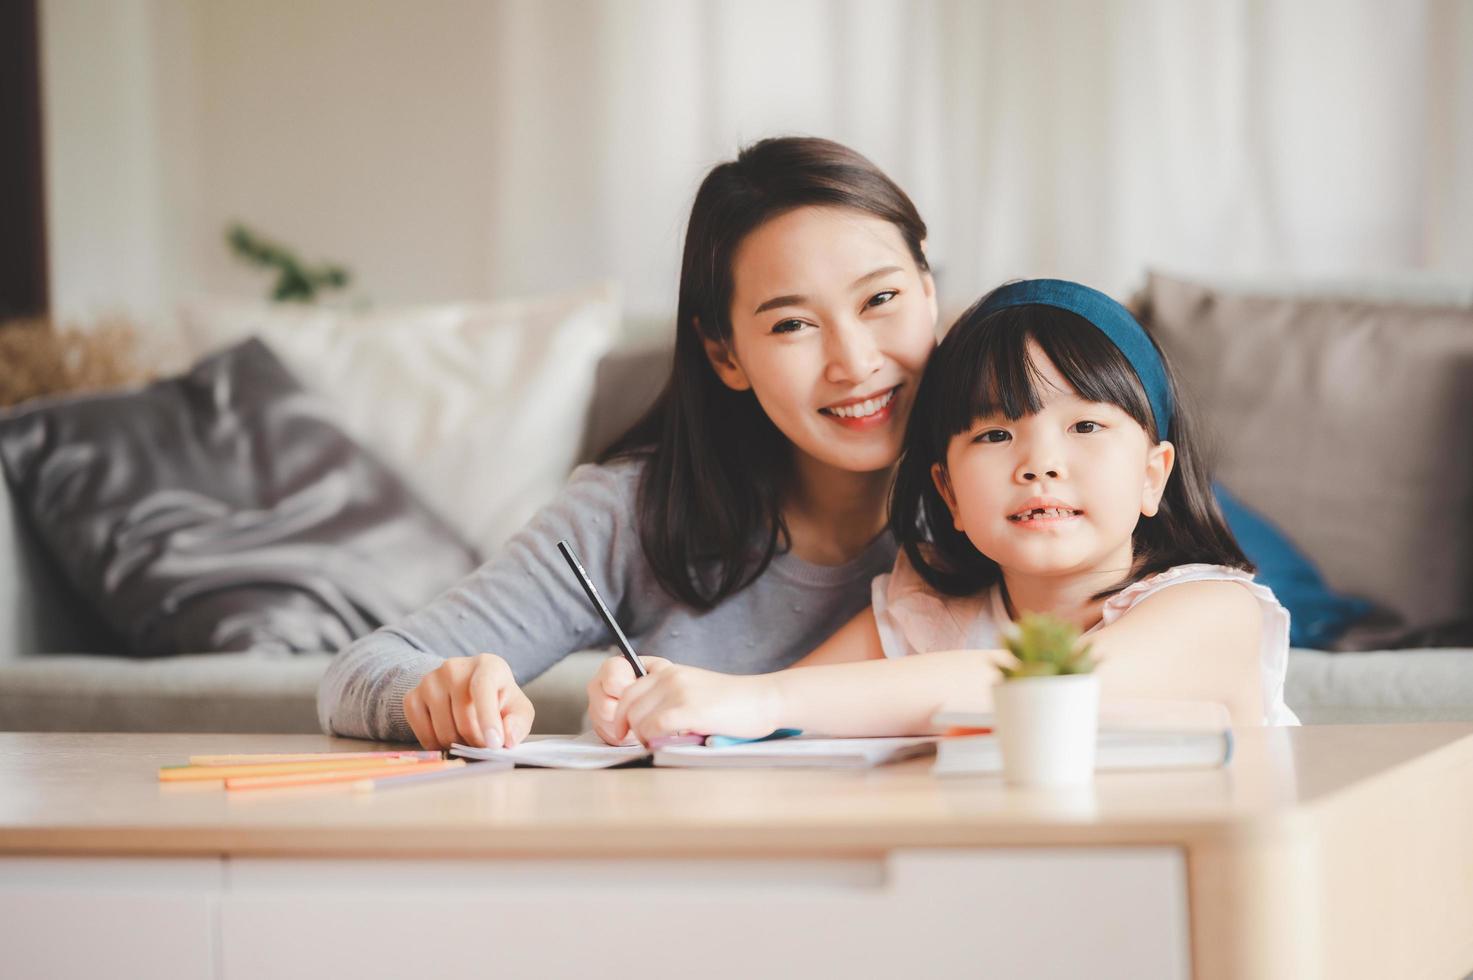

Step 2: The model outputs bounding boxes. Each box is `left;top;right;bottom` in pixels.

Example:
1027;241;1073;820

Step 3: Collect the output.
705;728;803;747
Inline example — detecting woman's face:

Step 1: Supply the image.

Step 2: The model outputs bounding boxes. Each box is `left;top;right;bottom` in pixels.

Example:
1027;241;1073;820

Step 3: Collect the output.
710;206;939;477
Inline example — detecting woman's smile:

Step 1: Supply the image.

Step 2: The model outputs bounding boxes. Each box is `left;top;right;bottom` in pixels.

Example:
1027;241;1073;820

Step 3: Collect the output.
819;384;901;429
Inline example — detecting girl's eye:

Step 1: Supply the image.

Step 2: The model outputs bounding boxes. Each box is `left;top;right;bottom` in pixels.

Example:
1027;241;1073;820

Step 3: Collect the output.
771;319;806;335
973;429;1010;444
1072;420;1103;434
864;290;898;310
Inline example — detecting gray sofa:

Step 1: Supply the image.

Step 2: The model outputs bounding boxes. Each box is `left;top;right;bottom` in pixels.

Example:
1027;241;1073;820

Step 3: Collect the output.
4;283;1473;735
0;340;670;735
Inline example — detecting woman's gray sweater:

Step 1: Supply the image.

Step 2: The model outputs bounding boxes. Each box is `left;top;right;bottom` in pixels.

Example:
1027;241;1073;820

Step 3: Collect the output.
317;458;896;742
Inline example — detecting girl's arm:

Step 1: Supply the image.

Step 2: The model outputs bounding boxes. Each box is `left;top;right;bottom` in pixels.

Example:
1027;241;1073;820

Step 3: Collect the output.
614;579;1266;742
768;579;1265;733
787;607;886;667
615;647;1002;741
768;647;1002;735
589;606;885;745
770;579;1265;733
1087;580;1265;726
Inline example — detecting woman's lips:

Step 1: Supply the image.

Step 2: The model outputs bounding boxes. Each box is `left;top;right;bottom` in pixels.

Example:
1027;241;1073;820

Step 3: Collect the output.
819;386;899;430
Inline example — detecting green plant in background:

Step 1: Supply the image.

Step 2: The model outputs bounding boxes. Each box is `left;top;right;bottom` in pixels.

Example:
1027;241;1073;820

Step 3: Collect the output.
1000;612;1097;679
226;224;351;303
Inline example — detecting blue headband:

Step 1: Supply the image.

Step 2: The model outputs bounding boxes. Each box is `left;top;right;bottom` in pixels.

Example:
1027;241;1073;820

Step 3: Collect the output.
976;278;1173;440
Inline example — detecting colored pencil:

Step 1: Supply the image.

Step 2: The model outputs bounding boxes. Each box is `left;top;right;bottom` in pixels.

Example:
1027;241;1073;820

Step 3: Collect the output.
159;756;423;782
225;759;464;791
187;750;439;766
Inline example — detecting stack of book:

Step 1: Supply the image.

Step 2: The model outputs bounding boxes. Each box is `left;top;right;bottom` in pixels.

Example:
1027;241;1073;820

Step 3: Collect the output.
930;709;1234;776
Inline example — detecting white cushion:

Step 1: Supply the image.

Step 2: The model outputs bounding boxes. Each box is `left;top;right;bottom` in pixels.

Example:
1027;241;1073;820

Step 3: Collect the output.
180;281;620;556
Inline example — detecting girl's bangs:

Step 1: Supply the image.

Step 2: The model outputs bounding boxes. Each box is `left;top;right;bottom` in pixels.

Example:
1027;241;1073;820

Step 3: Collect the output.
933;306;1157;445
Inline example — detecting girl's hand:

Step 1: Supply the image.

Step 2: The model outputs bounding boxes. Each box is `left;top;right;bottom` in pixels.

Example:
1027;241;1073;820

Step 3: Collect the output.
403;653;534;751
615;662;782;746
587;655;672;746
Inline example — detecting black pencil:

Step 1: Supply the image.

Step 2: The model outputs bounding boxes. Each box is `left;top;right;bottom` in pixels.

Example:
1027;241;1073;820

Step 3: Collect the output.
556;539;647;678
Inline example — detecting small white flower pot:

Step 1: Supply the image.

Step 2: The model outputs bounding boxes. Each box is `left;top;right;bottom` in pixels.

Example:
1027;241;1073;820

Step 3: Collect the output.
993;673;1100;787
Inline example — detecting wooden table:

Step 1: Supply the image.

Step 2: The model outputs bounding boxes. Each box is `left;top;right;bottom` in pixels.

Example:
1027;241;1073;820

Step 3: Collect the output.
2;726;1471;980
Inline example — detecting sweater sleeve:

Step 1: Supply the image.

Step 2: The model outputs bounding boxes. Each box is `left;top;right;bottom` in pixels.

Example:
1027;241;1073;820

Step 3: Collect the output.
316;459;645;741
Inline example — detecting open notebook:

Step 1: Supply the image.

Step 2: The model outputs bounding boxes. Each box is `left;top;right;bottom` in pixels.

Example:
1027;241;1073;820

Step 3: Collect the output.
452;732;938;770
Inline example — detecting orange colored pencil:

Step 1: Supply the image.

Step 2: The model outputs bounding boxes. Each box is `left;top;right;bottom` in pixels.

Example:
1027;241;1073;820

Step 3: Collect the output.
159;756;424;782
187;751;439;767
225;759;464;791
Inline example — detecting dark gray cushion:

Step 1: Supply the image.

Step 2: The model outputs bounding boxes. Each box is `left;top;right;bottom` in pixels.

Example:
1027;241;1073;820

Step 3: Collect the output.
0;338;477;657
0;466;117;654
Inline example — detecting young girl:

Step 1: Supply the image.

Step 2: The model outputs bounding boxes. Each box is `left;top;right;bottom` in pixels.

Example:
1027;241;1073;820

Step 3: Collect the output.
317;136;941;748
593;279;1299;744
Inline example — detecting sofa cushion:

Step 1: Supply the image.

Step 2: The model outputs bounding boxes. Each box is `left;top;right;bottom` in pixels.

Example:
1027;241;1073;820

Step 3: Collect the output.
0;339;477;657
1285;648;1473;723
0;652;333;733
1137;272;1473;635
181;281;620;557
0;649;604;735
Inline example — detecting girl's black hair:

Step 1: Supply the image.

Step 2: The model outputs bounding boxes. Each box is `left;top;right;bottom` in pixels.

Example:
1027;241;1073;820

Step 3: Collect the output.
601;136;929;609
890;291;1251;598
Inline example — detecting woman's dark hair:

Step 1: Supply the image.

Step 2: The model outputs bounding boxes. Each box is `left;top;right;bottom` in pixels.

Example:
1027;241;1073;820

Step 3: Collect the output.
890;292;1251;598
601;136;929;609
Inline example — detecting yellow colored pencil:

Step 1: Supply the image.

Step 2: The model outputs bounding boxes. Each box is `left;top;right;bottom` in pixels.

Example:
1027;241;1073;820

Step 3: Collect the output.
226;759;464;791
158;756;423;782
187;751;439;767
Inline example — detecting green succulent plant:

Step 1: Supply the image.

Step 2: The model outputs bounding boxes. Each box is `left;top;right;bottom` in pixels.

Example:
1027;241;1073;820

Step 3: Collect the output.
1000;612;1096;679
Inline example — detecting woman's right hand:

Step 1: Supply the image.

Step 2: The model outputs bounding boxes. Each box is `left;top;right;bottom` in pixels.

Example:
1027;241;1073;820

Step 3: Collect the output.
587;655;672;745
403;653;534;751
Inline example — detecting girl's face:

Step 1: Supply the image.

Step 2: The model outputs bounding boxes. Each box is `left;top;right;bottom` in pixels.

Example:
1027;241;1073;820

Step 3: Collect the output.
707;206;938;477
933;344;1175;582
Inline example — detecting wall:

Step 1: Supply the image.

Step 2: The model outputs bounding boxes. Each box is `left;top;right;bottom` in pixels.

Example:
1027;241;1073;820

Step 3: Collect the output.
39;0;1473;333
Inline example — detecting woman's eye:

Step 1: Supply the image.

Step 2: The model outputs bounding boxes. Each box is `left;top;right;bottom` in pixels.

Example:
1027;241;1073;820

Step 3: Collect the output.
865;290;898;310
771;319;805;335
1072;420;1103;434
974;429;1010;444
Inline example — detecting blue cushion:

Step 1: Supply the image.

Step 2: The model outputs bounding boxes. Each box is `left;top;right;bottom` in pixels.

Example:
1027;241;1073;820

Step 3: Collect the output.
1214;484;1370;648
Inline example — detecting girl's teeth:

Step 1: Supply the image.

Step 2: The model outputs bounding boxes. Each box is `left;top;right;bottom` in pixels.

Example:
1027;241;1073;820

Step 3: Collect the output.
1012;508;1078;521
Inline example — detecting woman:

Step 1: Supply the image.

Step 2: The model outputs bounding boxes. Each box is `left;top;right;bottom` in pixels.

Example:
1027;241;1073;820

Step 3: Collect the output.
317;136;939;748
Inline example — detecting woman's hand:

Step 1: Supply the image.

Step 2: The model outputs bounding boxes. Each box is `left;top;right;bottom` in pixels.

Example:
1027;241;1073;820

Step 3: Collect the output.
615;662;782;746
403;653;534;751
587;655;672;745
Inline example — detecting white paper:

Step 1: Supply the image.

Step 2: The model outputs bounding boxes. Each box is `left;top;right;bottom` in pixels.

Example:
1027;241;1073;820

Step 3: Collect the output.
452;732;648;770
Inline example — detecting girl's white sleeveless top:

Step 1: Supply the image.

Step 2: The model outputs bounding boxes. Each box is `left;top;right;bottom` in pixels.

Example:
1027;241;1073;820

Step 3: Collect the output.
871;556;1300;726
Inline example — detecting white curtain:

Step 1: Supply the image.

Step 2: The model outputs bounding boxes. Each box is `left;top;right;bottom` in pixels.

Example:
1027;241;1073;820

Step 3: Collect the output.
481;0;1473;319
41;0;1473;325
